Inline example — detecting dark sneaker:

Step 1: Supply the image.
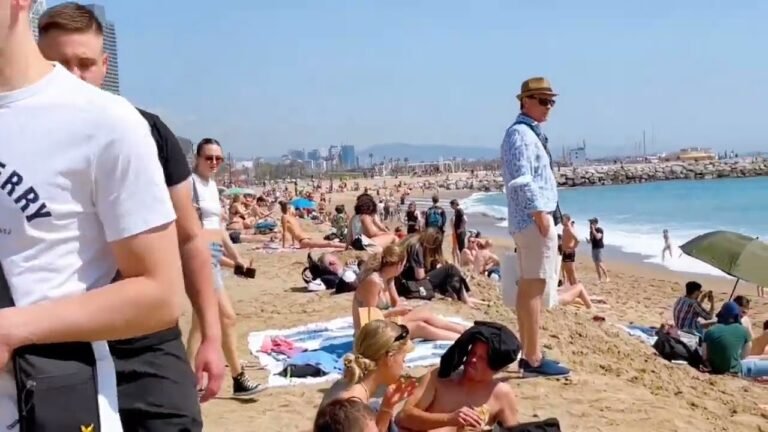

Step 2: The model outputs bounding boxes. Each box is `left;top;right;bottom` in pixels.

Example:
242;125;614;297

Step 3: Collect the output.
519;358;570;378
232;372;262;397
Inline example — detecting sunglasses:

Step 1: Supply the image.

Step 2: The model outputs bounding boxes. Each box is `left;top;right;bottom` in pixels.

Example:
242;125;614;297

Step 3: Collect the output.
204;155;224;163
526;96;556;108
393;324;410;343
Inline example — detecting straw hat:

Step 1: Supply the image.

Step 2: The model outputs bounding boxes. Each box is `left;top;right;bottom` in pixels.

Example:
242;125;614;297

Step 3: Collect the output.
516;77;558;100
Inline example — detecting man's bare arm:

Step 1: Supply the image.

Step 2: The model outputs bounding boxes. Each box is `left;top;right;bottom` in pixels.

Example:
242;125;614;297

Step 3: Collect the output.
396;369;452;430
169;180;221;342
494;383;520;428
3;223;184;347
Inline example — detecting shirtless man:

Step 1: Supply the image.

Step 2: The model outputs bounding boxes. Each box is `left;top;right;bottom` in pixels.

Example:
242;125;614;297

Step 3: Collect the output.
661;229;673;262
473;240;500;276
396;341;519;431
561;214;579;286
460;237;478;267
280;201;346;249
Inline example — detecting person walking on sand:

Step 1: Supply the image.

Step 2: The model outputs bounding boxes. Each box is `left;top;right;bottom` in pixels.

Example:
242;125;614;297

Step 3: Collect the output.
500;77;570;377
588;217;610;282
662;229;673;262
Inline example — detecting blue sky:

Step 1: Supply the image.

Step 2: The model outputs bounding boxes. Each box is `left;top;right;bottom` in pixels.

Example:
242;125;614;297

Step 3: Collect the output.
49;0;768;158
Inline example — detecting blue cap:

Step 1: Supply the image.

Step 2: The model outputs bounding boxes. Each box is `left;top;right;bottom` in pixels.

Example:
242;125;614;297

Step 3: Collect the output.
716;301;742;325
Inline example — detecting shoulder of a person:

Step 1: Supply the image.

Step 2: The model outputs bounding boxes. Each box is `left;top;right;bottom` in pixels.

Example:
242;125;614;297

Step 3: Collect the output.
492;379;515;400
506;123;536;141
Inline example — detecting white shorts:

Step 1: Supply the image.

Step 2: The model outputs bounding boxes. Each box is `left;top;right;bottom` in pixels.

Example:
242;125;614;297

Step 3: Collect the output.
512;218;558;280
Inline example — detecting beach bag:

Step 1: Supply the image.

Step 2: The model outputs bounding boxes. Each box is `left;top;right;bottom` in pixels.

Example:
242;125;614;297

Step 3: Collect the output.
395;277;435;301
254;220;277;234
0;264;102;431
653;332;703;369
425;207;443;229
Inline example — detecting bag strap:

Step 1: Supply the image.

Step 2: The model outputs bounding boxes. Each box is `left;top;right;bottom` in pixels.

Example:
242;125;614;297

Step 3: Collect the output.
190;175;204;223
0;263;16;308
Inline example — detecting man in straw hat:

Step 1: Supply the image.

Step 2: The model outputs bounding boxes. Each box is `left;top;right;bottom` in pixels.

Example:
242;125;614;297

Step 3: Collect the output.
500;77;570;377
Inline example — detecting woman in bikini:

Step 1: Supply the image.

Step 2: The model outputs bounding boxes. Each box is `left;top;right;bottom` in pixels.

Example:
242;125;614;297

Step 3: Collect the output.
186;138;261;397
347;193;398;250
228;195;256;230
280;201;346;249
353;244;467;341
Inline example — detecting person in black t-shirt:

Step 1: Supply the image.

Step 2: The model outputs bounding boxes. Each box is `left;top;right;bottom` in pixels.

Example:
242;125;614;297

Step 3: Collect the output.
405;202;421;234
38;4;225;429
588;217;609;282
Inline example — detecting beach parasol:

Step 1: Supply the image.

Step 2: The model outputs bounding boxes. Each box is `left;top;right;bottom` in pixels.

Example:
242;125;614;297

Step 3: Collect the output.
225;187;255;196
679;230;768;300
291;197;316;210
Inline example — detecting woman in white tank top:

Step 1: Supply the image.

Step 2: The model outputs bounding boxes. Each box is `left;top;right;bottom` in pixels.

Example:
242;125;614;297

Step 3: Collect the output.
186;139;262;397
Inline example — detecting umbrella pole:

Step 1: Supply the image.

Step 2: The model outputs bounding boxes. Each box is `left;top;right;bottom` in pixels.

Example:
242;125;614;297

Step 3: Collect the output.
728;279;741;301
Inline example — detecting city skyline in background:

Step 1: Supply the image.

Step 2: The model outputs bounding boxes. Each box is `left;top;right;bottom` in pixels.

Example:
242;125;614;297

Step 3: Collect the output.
44;1;768;161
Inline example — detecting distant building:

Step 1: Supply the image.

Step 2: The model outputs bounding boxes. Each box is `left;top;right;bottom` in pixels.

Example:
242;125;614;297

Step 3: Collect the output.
30;0;46;41
668;147;717;162
85;4;120;95
307;149;322;162
288;149;306;161
340;145;356;169
568;148;587;166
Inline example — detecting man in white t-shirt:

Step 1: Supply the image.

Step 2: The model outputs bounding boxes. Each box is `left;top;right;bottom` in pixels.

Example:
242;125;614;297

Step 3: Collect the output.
0;1;184;430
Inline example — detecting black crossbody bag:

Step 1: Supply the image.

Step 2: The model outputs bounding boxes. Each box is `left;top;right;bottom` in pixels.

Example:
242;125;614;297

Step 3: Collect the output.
0;265;101;431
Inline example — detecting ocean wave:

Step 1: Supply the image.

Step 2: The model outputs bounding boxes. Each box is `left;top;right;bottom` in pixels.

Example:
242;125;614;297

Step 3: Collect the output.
458;192;750;279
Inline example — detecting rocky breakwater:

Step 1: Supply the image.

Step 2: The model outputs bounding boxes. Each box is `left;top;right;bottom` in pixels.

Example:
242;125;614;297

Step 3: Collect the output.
556;159;768;187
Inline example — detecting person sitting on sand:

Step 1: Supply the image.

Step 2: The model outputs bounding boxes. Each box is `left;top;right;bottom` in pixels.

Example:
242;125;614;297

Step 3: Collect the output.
229;194;257;229
348;193;398;249
702;301;768;379
733;295;754;339
459;237;478;267
400;229;481;306
473;239;500;278
314;398;378;432
319;320;419;432
280;201;346;249
354;244;468;341
672;281;715;335
750;320;768;356
396;325;520;431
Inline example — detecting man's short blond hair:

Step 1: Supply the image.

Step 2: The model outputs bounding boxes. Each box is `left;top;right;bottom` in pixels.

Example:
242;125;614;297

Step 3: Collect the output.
38;2;103;37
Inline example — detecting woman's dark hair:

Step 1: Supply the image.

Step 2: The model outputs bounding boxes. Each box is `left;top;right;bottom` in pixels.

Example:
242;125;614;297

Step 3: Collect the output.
196;138;221;156
734;295;750;309
354;193;377;216
279;201;289;214
313;398;375;432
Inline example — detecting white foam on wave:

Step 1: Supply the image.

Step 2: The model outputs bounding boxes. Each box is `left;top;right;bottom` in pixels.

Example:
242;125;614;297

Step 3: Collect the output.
460;192;746;279
462;192;507;221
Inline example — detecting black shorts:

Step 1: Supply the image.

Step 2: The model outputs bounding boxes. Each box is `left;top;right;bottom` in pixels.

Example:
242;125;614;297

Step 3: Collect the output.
562;250;576;263
109;326;203;432
455;230;467;252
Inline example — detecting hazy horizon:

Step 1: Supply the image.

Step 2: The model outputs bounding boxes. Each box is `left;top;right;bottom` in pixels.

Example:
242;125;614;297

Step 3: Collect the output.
48;0;768;158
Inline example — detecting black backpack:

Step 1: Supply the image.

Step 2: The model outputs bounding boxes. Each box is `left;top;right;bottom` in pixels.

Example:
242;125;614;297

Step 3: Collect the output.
652;332;703;369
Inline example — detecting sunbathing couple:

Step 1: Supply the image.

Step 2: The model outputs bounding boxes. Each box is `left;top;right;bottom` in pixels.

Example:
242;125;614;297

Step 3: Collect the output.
280;201;346;249
315;320;520;432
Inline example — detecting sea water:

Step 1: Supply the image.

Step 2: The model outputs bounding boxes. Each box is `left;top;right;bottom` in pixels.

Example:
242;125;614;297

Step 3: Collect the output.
462;177;768;277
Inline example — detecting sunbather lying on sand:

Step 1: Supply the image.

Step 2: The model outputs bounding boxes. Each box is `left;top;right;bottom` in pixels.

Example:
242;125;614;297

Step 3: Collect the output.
396;324;520;431
353;244;468;341
750;320;768;356
280;201;346;250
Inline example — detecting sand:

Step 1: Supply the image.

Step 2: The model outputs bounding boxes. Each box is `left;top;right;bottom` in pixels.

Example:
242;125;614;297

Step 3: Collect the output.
189;177;768;432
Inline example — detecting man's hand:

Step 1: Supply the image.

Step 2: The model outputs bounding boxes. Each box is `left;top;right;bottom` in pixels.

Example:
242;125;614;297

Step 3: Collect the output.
194;338;225;403
449;406;483;429
533;211;551;237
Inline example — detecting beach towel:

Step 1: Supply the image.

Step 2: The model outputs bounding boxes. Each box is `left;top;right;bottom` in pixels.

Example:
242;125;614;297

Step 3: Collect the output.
500;251;559;310
247;316;470;388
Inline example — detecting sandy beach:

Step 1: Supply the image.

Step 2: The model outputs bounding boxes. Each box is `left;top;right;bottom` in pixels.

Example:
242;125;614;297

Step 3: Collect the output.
191;177;768;432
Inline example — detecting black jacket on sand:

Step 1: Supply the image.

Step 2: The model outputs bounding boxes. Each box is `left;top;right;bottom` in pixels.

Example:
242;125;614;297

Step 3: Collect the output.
438;321;521;378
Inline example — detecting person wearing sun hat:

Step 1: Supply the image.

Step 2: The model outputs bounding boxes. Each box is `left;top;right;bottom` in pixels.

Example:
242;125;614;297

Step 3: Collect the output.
702;301;768;378
500;77;569;378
